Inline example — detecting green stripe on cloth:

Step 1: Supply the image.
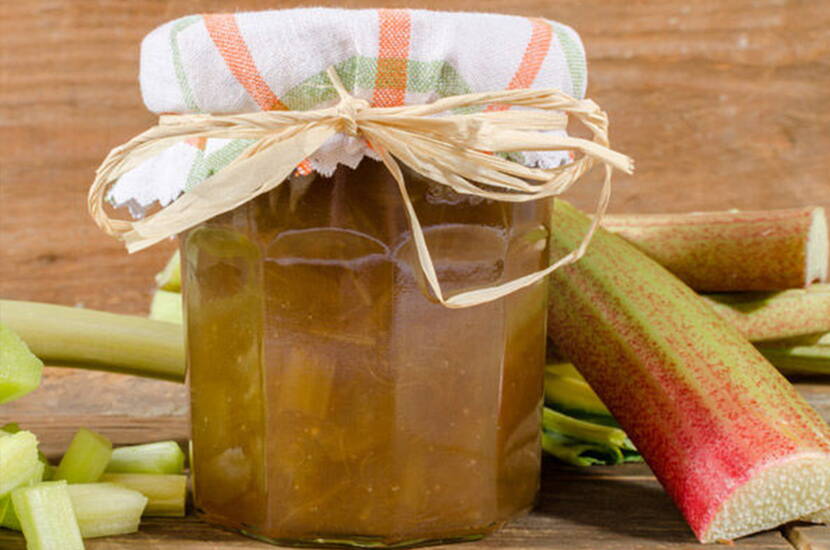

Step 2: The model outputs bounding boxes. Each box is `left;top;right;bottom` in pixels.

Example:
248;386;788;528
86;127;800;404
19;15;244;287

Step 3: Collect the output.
184;148;206;192
281;56;478;113
407;60;472;98
551;23;586;97
170;15;202;112
281;57;378;110
185;139;253;191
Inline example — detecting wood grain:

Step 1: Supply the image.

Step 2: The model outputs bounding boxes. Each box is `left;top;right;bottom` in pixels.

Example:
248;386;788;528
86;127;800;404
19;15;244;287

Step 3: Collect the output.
1;1;829;549
784;524;830;550
0;380;827;549
0;416;799;549
2;0;829;312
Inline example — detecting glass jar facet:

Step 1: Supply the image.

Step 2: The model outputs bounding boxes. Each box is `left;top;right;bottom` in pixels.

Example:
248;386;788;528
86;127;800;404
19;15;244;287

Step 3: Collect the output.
183;161;550;547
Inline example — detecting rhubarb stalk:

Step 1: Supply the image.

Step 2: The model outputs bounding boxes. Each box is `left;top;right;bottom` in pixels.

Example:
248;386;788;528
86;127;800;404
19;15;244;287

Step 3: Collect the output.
601;206;828;291
12;481;84;550
100;473;187;517
0;300;185;382
54;429;112;484
701;285;830;342
106;441;185;475
0;323;43;404
548;200;830;543
66;483;147;538
755;332;830;376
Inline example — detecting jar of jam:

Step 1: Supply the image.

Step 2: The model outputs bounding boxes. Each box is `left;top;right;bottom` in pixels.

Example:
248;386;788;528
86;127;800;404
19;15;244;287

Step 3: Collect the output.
183;161;550;546
89;7;606;547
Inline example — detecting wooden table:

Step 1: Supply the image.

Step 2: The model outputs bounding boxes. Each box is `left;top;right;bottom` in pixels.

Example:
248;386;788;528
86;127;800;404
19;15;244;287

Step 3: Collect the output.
2;1;830;549
2;373;830;549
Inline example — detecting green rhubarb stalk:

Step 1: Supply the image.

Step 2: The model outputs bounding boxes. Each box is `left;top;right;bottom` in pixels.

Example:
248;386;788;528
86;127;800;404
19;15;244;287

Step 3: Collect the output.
54;429;112;484
544;360;582;379
12;481;84;550
101;473;187;517
66;483;148;538
1;423;51;468
1;461;45;531
755;336;830;376
0;323;43;404
149;289;183;324
544;362;616;426
543;408;633;451
547;200;830;543
0;300;185;382
1;496;22;532
701;285;830;342
541;406;642;466
107;441;185;475
0;497;12;529
155;250;181;291
0;431;40;498
601;206;828;291
541;430;624;467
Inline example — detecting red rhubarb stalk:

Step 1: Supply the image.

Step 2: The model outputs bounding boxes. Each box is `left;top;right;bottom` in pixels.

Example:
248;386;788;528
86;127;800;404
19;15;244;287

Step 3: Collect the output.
601;206;828;292
548;200;830;543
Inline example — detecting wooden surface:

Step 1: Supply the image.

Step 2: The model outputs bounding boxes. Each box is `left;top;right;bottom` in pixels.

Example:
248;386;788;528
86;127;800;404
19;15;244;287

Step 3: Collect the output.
1;1;830;549
0;412;823;550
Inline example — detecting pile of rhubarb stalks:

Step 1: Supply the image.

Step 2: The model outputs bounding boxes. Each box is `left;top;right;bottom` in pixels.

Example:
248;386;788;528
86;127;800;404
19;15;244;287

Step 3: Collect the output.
2;202;829;547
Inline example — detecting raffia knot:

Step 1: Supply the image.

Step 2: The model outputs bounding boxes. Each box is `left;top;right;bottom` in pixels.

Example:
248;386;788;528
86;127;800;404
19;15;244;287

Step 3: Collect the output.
333;95;370;137
88;65;633;308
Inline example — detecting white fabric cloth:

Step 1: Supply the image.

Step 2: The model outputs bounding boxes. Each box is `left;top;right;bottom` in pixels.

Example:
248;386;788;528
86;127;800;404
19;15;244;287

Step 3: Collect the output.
110;8;587;213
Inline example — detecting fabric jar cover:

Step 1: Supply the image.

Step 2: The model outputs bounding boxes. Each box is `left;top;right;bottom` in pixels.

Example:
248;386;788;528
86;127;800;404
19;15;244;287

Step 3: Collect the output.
109;8;588;216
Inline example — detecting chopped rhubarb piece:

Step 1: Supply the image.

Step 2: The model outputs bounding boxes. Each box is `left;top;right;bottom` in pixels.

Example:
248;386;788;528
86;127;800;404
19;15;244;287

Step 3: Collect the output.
54;429;112;484
0;323;43;404
107;441;185;475
0;431;40;498
12;481;84;550
66;482;147;538
101;473;186;517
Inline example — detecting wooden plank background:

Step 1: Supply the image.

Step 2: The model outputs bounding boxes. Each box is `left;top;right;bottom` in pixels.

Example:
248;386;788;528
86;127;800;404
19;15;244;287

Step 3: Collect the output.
1;1;830;549
2;0;829;308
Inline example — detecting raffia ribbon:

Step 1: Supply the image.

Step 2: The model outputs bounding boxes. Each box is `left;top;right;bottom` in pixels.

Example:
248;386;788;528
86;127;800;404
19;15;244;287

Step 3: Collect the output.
89;67;633;308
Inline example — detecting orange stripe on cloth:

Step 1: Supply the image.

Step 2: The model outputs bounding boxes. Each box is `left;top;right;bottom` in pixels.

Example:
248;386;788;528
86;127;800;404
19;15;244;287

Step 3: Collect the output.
487;18;553;112
185;137;207;150
204;13;287;111
372;9;411;107
293;159;314;176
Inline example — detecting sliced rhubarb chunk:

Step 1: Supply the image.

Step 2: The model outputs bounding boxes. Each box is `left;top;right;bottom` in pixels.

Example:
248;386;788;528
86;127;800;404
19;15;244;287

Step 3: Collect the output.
155;250;181;291
0;323;43;404
12;481;84;550
0;460;44;531
66;482;147;538
149;289;183;324
0;430;40;498
101;473;186;517
106;441;185;474
54;428;112;483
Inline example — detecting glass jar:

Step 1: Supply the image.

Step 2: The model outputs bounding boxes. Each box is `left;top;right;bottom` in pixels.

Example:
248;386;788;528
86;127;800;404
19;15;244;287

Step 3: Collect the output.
182;160;550;547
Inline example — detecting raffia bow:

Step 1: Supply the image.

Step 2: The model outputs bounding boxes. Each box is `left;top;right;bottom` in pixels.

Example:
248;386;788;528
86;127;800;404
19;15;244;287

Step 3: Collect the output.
89;67;633;308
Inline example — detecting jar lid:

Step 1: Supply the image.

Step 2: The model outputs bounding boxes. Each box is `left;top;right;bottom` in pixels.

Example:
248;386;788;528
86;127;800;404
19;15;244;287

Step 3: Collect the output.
109;8;586;215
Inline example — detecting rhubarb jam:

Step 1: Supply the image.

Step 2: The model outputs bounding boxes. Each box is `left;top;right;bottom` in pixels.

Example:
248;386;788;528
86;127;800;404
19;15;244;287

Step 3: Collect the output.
182;161;550;547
